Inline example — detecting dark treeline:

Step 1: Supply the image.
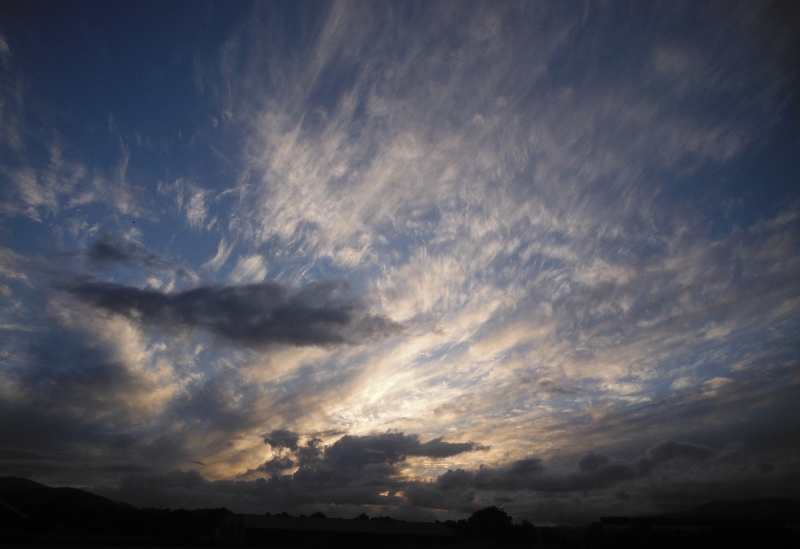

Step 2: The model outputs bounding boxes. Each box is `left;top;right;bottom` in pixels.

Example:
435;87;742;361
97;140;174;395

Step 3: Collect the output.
2;477;798;547
444;505;560;546
441;505;798;548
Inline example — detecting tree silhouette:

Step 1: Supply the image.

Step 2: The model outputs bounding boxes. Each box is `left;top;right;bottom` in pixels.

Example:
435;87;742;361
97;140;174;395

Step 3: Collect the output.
467;505;514;542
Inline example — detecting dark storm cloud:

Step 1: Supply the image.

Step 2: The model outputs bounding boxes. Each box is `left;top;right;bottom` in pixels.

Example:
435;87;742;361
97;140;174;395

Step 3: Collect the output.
550;365;800;464
323;433;488;467
257;456;295;475
435;468;476;491
0;329;173;485
238;431;487;490
429;440;716;495
636;440;713;472
260;431;486;470
402;440;766;520
264;429;301;451
420;437;491;458
67;279;403;347
14;331;138;414
101;431;489;513
95;436;780;522
578;452;610;472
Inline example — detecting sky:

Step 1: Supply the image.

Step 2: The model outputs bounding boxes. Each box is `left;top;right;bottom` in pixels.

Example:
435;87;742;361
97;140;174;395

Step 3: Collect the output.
0;0;799;526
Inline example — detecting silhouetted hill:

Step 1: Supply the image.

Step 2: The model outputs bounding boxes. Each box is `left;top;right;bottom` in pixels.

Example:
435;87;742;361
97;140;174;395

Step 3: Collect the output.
659;497;800;523
0;476;133;518
0;477;229;545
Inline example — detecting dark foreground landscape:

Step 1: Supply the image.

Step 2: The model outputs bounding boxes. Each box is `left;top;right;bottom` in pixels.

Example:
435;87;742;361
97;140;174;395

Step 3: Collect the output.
1;477;799;548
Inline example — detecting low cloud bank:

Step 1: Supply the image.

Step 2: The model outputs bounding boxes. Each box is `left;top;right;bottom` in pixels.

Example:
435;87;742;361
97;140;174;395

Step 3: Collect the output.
93;436;791;524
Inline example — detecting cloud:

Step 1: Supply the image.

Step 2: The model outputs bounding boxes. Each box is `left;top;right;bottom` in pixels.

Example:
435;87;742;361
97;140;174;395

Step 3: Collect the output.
158;178;211;230
323;432;488;467
0;319;185;486
0;245;29;281
5;146;86;220
202;238;233;271
428;440;716;495
264;429;300;451
257;456;295;476
218;0;782;282
92;436;788;524
228;255;268;284
185;188;209;229
67;279;402;347
86;235;171;270
578;452;610;472
1;1;799;525
258;431;486;472
537;379;579;396
636;440;714;472
99;430;490;514
17;332;136;404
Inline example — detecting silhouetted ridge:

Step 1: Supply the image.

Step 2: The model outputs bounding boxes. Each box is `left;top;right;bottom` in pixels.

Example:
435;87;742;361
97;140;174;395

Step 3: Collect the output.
0;476;132;518
0;476;229;544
